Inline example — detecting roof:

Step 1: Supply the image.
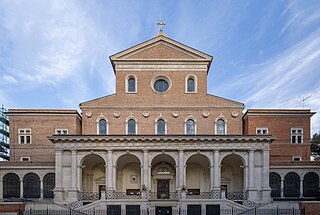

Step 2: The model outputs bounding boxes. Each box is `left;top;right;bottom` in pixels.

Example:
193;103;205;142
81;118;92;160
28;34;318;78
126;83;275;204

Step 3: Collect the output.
109;34;213;74
243;109;316;119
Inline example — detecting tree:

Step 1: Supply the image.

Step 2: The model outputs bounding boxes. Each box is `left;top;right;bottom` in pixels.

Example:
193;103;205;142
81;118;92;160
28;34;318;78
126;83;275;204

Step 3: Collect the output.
311;133;320;156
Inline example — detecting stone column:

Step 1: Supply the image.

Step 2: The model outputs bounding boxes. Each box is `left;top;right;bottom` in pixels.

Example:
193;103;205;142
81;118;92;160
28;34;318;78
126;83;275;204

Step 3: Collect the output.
143;150;149;189
261;149;272;202
0;179;3;199
68;150;78;201
247;150;258;201
300;178;303;198
213;150;220;191
40;180;44;199
54;149;63;203
178;150;184;189
20;180;23;198
281;179;284;198
107;150;113;191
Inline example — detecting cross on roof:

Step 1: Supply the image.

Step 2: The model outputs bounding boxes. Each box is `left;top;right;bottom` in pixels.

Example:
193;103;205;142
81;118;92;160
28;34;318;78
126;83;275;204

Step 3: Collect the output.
157;19;166;35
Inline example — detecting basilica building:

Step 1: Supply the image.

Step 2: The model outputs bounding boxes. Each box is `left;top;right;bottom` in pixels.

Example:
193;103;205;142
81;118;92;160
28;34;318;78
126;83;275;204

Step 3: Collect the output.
0;29;319;215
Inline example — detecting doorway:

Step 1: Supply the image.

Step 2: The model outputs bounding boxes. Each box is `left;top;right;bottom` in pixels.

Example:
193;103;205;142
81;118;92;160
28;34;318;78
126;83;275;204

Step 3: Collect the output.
156;207;172;215
157;179;169;199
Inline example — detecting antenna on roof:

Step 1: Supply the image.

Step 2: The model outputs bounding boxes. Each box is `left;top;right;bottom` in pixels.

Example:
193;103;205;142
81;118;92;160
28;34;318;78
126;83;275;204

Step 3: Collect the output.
302;95;312;109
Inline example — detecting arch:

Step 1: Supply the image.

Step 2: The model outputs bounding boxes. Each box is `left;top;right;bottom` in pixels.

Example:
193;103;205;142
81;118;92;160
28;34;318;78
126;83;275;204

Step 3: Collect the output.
269;172;281;198
126;116;137;135
79;152;107;167
185;117;197;135
185;75;197;93
23;173;40;198
303;172;319;197
215;116;228;135
284;172;300;197
115;153;142;193
149;152;178;167
43;173;55;198
81;154;106;193
186;154;211;192
184;152;212;166
220;154;245;193
3;173;20;198
220;152;247;166
126;74;137;93
155;117;167;135
96;115;108;135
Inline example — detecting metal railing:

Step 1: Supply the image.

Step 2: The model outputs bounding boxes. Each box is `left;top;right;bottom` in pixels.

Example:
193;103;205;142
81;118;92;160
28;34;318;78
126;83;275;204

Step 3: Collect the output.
105;192;141;199
147;192;179;200
186;191;221;199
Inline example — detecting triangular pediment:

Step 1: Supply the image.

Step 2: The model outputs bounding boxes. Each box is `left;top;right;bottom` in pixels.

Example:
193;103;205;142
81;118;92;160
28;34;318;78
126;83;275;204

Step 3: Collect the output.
110;34;212;61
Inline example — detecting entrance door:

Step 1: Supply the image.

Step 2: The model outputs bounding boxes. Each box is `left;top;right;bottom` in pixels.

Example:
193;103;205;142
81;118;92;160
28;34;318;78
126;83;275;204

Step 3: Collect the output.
156;207;172;215
157;179;169;199
98;185;105;199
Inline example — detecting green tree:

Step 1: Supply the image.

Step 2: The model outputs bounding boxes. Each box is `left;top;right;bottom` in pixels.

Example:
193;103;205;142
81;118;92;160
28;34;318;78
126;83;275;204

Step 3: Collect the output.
311;133;320;156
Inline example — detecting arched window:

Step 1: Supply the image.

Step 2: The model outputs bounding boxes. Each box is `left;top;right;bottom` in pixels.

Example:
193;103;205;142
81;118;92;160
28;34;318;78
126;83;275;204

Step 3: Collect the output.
303;172;319;197
284;172;300;197
3;173;20;198
23;173;40;198
157;119;166;135
99;119;107;135
186;119;195;134
216;119;225;135
187;77;195;92
128;119;136;135
269;173;281;198
43;173;55;199
128;77;136;92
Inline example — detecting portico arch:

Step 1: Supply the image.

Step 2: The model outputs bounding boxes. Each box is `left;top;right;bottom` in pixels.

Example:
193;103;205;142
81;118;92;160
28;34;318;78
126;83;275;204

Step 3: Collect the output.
115;154;141;194
185;154;210;194
220;154;245;193
151;154;176;194
81;154;106;193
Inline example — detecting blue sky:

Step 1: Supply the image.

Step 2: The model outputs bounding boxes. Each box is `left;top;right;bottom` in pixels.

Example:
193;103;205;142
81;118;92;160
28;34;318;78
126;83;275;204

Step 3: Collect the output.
0;0;320;133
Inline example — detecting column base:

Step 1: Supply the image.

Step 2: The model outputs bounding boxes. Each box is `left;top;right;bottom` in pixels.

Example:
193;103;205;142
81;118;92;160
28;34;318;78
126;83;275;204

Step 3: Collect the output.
261;187;272;203
53;187;64;204
67;189;79;202
247;188;259;202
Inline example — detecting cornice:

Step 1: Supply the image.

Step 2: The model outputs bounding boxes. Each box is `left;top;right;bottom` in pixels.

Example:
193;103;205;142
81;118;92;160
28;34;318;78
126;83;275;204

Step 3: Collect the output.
49;135;274;151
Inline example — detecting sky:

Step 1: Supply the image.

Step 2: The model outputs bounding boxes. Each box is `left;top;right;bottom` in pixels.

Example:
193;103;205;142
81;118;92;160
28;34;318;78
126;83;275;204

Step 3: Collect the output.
0;0;320;134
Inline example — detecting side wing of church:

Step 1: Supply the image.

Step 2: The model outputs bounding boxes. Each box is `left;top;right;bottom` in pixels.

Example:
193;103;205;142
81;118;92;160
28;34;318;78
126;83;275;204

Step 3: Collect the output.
0;32;319;214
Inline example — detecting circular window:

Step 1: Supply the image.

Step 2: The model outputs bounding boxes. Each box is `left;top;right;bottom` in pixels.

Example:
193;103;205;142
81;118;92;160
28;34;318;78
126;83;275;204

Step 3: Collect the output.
154;79;169;92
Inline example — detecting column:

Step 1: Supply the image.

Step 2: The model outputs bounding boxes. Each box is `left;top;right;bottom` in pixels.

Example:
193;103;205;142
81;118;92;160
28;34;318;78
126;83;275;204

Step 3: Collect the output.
20;180;23;198
178;150;184;189
213;150;220;191
281;179;284;198
261;149;272;202
210;165;214;190
247;150;258;201
68;150;78;201
248;150;254;188
54;149;63;203
40;180;44;199
143;150;149;189
0;179;3;199
300;178;303;198
107;150;113;190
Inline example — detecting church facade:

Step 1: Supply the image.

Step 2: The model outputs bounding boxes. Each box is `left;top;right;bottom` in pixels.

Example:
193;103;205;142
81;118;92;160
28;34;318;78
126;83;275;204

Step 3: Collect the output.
0;31;319;214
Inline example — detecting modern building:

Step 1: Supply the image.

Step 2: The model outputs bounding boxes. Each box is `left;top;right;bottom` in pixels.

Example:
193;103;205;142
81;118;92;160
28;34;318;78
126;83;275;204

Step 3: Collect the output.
0;30;319;215
0;105;9;161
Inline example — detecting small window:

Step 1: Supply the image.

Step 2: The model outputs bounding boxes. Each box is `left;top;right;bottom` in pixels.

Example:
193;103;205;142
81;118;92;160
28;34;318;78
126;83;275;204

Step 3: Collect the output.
18;129;32;144
128;119;136;135
186;75;197;93
256;127;268;135
156;119;166;135
20;157;30;161
99;119;107;135
127;77;136;93
186;119;195;134
55;129;68;135
291;128;303;144
216;119;225;135
293;156;301;162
